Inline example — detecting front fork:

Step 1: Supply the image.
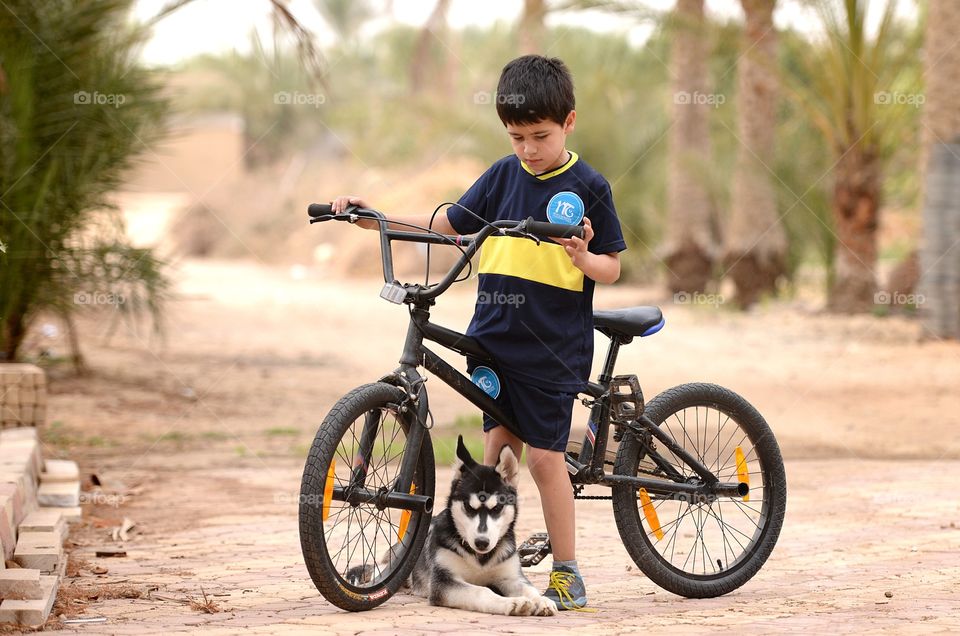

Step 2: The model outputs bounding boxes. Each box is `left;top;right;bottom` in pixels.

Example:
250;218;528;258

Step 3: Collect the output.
372;369;430;499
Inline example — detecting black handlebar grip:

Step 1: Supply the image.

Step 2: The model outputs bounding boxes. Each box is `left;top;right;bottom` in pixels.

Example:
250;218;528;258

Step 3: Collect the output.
525;218;585;240
308;203;334;218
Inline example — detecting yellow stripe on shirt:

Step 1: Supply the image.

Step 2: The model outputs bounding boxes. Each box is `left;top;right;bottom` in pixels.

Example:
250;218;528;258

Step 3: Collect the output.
478;235;584;292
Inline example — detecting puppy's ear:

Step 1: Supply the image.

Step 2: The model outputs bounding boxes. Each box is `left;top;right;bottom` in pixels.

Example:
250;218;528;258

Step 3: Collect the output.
454;435;476;471
495;444;519;488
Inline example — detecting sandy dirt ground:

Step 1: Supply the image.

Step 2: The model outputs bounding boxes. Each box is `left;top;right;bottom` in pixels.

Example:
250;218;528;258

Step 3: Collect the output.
19;258;960;634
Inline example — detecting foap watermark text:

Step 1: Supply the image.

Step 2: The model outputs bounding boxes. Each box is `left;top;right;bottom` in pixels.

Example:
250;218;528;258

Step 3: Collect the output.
474;91;526;106
674;91;725;108
477;291;525;308
74;291;125;306
674;291;725;307
274;91;326;108
74;91;127;108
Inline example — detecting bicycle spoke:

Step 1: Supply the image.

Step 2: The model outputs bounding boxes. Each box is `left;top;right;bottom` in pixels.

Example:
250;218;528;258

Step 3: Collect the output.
700;504;755;547
311;397;431;593
632;401;776;579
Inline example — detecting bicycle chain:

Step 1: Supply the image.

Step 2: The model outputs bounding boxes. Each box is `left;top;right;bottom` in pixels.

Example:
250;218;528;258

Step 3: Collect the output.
572;485;612;500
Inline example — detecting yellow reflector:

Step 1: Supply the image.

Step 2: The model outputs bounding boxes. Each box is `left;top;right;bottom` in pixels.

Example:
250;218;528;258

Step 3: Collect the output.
735;446;750;502
322;459;336;522
639;488;664;541
398;484;416;542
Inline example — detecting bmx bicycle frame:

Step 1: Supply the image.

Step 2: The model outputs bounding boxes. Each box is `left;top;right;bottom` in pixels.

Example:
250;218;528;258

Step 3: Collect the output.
321;211;748;515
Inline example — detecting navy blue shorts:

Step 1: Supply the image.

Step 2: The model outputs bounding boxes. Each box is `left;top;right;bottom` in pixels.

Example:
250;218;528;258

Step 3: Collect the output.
468;361;576;452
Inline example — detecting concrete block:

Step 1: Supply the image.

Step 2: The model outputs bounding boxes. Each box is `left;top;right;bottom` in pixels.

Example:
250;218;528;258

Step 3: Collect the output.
52;506;81;523
19;510;67;543
0;574;58;626
0;470;37;507
37;481;79;508
0;497;13;562
0;485;24;529
0;459;30;478
40;459;79;484
0;568;41;600
0;471;31;497
0;438;43;479
13;532;60;573
0;492;13;531
0;427;36;442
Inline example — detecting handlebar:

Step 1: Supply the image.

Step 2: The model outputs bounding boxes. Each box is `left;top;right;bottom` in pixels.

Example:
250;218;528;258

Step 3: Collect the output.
307;203;333;217
307;202;585;303
524;219;584;240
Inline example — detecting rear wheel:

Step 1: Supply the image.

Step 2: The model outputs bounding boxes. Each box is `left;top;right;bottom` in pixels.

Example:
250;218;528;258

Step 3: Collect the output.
299;382;435;611
612;383;786;598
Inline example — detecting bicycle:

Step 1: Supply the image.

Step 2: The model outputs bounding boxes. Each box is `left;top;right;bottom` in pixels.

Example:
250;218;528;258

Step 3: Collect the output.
299;202;786;611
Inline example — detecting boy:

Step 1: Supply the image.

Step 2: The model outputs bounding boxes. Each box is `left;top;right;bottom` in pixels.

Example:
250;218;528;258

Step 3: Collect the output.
331;55;626;610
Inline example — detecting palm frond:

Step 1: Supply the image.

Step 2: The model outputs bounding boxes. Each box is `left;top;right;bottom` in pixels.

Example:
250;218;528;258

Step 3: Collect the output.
1;0;170;361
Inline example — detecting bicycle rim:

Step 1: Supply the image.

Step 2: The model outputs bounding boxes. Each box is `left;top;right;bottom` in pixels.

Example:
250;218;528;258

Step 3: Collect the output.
327;408;424;585
637;402;773;579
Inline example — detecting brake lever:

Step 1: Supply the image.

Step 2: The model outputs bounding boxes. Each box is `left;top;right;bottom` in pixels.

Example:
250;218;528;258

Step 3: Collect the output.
502;222;541;245
309;213;350;225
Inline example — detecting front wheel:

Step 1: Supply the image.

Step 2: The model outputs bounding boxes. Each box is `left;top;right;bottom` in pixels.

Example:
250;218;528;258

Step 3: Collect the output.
299;382;435;611
612;383;786;598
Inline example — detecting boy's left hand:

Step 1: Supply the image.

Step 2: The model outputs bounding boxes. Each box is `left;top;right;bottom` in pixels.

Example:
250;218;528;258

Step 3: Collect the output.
553;217;594;268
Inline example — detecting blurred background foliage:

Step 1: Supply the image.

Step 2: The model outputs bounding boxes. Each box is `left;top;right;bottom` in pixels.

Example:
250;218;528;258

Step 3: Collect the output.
1;0;938;364
171;5;922;286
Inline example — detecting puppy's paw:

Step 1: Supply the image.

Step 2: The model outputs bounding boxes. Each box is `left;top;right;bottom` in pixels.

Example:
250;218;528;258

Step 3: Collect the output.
505;596;538;616
532;595;558;616
344;564;374;585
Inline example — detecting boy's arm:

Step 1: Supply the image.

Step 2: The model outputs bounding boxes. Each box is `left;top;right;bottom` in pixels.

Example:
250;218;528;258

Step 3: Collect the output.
329;195;457;234
555;217;621;284
573;251;621;285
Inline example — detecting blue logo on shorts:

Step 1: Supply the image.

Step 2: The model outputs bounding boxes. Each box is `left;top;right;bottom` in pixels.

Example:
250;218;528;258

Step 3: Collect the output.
471;366;501;399
546;191;584;225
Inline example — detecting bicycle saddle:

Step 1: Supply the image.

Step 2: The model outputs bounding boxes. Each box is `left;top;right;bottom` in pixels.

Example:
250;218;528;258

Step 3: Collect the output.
593;306;664;339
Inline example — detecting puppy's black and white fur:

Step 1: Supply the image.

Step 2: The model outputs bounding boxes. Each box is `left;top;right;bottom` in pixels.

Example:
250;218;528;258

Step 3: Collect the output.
408;436;557;616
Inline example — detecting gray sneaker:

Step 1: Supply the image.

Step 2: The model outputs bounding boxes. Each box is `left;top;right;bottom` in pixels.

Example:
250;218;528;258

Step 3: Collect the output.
543;565;587;610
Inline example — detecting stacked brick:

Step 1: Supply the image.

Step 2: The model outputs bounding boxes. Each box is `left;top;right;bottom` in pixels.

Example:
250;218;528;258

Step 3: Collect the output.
1;364;47;428
0;425;81;626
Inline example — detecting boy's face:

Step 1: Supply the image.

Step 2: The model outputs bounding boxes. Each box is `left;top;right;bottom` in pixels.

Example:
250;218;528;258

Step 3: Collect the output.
505;111;576;174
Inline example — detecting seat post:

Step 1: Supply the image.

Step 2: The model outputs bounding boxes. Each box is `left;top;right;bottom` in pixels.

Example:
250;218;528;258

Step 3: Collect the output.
598;335;626;387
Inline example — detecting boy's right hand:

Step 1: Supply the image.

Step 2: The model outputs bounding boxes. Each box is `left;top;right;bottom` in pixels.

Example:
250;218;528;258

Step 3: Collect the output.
330;195;377;230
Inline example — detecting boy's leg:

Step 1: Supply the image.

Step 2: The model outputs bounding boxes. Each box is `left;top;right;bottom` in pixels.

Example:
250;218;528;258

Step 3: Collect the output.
528;446;587;609
483;425;524;466
525;447;574;561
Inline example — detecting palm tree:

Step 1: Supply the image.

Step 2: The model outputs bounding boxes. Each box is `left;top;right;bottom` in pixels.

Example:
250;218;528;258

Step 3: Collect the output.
314;0;373;51
782;0;918;313
410;0;453;94
723;0;786;307
151;0;327;80
0;0;169;366
919;0;960;338
663;0;717;294
520;0;548;54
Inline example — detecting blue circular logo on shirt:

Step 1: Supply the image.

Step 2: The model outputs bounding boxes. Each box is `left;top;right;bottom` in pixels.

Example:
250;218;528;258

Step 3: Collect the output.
471;366;501;399
546;191;585;225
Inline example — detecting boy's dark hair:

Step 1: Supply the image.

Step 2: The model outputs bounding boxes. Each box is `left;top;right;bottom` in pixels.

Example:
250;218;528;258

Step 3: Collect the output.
495;55;575;126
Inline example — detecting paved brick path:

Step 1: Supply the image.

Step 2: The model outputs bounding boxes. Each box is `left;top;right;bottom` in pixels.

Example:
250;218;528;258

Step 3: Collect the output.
53;456;960;634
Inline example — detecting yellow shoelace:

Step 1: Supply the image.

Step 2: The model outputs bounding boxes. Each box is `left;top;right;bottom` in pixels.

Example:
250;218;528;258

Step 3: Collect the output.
547;570;598;613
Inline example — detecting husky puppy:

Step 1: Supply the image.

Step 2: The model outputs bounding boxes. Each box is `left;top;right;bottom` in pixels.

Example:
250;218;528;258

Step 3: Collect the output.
409;435;557;616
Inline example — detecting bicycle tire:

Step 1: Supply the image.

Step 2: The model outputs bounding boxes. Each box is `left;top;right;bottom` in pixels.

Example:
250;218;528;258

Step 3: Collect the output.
612;382;786;598
299;382;435;611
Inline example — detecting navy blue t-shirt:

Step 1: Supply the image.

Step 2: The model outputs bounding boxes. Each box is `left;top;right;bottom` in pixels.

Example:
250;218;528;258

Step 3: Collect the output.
447;152;627;392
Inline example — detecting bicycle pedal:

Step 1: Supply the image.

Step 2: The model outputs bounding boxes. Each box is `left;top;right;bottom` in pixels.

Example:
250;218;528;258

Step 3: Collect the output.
518;532;551;567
